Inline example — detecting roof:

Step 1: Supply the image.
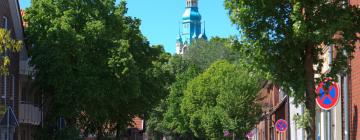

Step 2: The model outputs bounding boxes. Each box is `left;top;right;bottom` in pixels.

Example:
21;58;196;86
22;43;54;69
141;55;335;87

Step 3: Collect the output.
0;107;19;127
182;7;201;20
198;33;207;40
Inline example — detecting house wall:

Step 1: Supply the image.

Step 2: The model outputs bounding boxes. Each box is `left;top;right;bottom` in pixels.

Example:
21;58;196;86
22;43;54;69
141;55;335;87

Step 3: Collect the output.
350;0;360;6
349;1;360;140
0;0;21;116
349;36;360;139
1;1;30;140
289;97;305;140
253;84;290;140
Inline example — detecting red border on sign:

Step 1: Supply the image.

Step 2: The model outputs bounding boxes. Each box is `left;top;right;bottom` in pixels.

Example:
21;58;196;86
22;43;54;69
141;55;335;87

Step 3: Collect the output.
275;119;288;133
315;80;339;110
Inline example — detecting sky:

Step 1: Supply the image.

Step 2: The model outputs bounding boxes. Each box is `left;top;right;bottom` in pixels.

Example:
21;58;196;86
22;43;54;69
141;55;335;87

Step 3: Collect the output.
19;0;239;54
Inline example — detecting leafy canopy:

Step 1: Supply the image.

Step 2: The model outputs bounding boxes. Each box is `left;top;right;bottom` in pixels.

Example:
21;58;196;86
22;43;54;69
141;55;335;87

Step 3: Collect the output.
146;37;243;139
225;0;360;102
181;60;262;140
0;29;22;75
225;0;360;139
25;0;171;138
0;28;22;117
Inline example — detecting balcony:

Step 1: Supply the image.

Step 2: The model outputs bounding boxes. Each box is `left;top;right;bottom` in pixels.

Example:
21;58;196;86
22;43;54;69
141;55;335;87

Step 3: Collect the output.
19;103;41;125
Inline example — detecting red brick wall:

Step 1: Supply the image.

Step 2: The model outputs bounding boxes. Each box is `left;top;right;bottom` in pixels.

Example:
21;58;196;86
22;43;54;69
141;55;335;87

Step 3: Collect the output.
273;86;279;106
273;97;288;140
256;120;267;140
131;117;143;130
350;0;360;6
349;0;360;139
255;84;289;140
350;40;360;139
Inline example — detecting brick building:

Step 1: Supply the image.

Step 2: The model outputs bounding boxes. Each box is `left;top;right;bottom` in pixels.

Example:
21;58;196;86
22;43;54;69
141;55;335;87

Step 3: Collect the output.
251;82;290;140
0;0;23;139
1;0;40;140
250;1;359;140
349;1;360;140
126;117;145;140
350;46;360;138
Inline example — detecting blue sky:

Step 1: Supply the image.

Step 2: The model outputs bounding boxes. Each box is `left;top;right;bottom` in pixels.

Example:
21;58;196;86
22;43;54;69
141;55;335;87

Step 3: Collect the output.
19;0;239;54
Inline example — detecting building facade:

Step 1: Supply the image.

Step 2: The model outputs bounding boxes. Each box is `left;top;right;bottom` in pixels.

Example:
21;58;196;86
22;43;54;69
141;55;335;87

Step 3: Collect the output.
176;0;207;55
313;44;345;140
252;82;290;140
1;0;41;140
349;1;360;140
126;117;145;140
250;2;359;140
0;0;22;139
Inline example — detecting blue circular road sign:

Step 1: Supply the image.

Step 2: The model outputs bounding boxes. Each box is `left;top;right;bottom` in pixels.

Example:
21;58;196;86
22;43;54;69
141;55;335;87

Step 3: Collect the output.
275;119;288;133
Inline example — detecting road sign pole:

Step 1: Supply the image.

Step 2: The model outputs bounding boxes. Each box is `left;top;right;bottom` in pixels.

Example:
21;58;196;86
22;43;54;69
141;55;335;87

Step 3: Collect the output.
315;80;339;140
327;110;331;140
7;106;9;140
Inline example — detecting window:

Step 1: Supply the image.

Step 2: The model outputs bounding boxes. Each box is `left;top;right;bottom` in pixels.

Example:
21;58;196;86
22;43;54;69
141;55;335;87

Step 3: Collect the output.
2;16;8;29
21;87;27;103
183;23;189;29
279;88;285;101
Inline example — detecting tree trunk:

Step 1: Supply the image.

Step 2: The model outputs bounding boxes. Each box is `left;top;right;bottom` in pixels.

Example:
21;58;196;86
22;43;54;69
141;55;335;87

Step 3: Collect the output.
304;44;316;140
97;127;105;140
115;124;121;140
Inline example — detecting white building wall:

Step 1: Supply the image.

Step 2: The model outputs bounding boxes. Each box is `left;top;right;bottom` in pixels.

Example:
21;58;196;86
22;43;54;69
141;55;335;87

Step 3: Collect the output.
289;97;305;140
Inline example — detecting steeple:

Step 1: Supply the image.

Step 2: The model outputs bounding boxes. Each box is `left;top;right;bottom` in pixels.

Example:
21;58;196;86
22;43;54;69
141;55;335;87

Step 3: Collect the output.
186;0;198;7
203;21;206;34
192;25;198;39
182;0;202;44
198;21;207;40
176;25;183;54
176;26;182;42
176;0;207;55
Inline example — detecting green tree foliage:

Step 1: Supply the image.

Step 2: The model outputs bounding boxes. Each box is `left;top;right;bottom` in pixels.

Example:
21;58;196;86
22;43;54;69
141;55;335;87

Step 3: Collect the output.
25;0;171;138
147;56;200;140
147;38;262;139
147;38;236;139
0;28;22;116
181;60;261;140
0;29;22;75
184;37;240;71
225;0;360;139
162;66;199;138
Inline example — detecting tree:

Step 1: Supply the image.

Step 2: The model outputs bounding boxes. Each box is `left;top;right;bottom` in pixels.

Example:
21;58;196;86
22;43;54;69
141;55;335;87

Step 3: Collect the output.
184;37;240;71
146;37;241;139
146;56;200;140
224;0;360;139
25;0;171;139
0;28;22;116
181;60;262;140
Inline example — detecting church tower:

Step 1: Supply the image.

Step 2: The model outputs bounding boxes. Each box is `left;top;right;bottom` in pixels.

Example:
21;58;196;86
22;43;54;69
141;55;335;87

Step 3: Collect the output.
176;0;207;55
